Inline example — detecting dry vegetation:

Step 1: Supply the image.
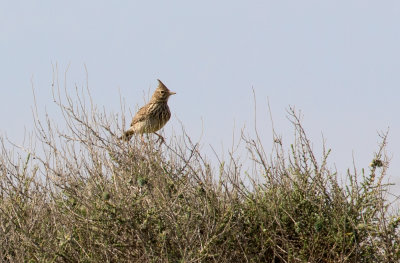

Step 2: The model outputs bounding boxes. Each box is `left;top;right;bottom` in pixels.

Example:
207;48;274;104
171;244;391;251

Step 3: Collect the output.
0;78;399;262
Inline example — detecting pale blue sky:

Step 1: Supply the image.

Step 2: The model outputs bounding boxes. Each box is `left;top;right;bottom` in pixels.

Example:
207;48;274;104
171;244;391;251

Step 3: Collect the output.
1;1;400;195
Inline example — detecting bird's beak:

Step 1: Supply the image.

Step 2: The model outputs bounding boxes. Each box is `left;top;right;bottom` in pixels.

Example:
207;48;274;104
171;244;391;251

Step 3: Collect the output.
169;91;176;95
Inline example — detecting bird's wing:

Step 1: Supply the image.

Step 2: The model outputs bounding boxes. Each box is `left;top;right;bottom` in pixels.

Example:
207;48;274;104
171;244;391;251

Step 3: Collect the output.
130;105;149;126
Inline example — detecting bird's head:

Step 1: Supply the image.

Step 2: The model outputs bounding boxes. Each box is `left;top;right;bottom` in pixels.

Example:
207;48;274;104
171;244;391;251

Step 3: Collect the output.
151;79;176;102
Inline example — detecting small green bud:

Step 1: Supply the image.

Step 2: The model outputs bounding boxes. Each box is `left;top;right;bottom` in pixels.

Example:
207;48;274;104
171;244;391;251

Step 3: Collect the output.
137;177;148;186
102;192;111;200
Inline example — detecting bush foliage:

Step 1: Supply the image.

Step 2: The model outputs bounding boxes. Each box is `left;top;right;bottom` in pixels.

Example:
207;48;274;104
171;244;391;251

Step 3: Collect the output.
0;84;399;262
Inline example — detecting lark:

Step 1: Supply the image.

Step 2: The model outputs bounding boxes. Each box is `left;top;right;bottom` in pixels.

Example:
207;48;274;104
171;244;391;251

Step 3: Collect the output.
121;79;176;142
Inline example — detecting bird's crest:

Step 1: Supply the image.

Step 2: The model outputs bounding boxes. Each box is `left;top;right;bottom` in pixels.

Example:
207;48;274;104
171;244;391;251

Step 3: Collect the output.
157;79;169;91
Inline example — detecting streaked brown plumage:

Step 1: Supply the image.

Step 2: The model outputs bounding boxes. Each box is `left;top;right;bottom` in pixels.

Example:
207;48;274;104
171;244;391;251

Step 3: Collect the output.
121;79;176;142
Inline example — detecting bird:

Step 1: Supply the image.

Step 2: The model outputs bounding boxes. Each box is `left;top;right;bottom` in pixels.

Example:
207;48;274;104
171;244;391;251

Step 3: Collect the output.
121;79;176;143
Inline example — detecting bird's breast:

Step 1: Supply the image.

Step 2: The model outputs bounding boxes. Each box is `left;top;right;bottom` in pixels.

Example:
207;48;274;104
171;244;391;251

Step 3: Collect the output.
133;103;171;133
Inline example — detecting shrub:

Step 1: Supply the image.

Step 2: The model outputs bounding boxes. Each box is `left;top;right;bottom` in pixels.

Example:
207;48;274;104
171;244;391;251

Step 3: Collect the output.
0;79;398;262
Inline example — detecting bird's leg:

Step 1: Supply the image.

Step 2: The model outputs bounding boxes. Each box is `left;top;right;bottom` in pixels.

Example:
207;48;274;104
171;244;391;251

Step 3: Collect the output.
154;132;165;144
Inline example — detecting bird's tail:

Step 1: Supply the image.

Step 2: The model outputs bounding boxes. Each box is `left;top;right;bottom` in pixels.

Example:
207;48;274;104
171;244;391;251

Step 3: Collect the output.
119;128;135;141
